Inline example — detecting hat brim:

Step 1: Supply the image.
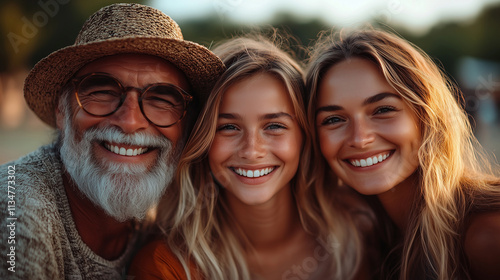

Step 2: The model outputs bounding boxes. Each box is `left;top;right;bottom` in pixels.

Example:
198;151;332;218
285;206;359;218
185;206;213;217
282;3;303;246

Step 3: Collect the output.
24;36;224;127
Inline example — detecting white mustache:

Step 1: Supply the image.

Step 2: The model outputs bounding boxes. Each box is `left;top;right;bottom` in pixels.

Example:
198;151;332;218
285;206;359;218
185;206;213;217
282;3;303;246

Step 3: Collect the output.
84;126;171;148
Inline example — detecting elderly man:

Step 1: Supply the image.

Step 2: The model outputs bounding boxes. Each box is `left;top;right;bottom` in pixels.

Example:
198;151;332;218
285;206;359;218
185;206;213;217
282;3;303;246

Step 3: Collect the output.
0;3;223;279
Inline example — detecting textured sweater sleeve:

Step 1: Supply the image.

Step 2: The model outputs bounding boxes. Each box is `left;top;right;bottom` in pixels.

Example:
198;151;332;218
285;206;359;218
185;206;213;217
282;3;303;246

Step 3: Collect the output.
10;198;64;279
0;154;65;279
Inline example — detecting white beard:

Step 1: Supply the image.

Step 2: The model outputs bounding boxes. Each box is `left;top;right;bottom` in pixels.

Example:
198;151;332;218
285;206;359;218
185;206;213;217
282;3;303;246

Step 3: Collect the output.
59;117;181;222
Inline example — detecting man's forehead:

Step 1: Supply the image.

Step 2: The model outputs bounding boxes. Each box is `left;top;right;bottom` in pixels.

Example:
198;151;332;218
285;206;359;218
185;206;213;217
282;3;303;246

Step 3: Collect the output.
76;54;190;90
78;54;181;73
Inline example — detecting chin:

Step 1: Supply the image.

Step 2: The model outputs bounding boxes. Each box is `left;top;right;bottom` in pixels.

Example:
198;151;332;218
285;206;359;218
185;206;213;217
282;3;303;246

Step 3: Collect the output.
347;182;393;196
235;192;274;206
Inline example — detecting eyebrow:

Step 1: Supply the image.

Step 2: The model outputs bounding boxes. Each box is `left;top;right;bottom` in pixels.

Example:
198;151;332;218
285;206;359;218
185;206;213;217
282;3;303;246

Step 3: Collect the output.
218;112;294;121
363;92;401;105
316;92;401;115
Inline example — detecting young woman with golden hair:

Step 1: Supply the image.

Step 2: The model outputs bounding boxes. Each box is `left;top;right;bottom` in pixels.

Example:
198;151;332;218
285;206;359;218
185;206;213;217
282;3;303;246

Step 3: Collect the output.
130;35;371;279
306;28;500;279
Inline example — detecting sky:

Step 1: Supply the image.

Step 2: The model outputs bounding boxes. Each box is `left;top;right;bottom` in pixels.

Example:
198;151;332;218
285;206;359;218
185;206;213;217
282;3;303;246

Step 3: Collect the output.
152;0;500;34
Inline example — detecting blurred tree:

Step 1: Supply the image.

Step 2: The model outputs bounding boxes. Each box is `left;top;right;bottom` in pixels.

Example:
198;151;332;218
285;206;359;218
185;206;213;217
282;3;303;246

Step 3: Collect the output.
0;0;146;72
178;3;499;78
395;3;500;75
271;12;331;61
177;14;246;49
470;5;500;62
1;1;499;78
178;12;329;63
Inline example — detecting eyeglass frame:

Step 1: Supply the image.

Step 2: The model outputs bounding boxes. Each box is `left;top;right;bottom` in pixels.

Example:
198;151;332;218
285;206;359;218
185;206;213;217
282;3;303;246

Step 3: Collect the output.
72;72;193;127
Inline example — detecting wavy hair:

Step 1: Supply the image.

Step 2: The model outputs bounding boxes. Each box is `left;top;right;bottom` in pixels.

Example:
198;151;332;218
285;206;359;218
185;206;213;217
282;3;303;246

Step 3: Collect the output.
306;28;500;279
156;33;363;279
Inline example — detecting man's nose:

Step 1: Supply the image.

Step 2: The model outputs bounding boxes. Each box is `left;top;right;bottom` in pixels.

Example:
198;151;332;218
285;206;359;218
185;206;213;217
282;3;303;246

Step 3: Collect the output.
107;92;150;133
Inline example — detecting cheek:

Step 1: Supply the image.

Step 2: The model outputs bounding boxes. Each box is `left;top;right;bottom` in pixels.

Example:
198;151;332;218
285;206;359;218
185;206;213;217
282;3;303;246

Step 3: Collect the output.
67;94;96;130
317;129;340;160
408;126;422;165
158;123;183;147
73;112;98;128
272;133;302;168
208;137;224;166
209;135;235;159
71;110;102;140
380;116;422;171
382;117;421;151
208;136;232;165
208;137;233;183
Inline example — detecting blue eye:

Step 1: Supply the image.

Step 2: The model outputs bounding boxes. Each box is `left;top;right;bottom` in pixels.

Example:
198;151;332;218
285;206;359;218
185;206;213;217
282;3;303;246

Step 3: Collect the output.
374;106;397;114
217;124;238;131
320;116;345;126
266;123;287;130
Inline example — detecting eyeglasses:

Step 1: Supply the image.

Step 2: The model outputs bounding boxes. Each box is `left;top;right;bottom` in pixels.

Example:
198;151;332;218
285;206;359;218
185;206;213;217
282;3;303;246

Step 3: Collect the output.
72;72;193;127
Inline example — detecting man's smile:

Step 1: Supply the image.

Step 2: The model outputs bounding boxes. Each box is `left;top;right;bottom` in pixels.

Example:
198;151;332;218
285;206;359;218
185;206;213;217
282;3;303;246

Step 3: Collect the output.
103;142;150;156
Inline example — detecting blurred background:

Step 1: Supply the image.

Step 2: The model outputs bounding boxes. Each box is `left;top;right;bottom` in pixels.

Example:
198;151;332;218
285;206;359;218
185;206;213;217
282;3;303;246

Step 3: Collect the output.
1;0;499;164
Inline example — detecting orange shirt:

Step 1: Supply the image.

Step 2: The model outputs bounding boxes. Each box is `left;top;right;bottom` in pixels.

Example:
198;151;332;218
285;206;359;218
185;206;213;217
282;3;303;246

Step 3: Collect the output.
129;239;200;280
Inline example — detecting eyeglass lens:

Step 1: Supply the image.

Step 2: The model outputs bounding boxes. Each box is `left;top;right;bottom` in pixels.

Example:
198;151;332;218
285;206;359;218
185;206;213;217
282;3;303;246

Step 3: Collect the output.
76;74;188;127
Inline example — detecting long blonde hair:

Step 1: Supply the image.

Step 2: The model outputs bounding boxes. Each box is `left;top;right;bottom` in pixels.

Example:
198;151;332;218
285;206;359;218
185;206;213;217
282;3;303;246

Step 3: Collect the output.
306;29;500;280
156;33;364;279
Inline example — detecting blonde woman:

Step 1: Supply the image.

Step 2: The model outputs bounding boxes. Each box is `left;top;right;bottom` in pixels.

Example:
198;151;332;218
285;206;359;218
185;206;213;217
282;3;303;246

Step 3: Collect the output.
130;35;371;279
306;29;500;279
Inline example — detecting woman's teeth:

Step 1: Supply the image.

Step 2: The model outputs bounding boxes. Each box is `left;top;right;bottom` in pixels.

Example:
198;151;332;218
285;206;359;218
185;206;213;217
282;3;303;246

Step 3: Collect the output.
234;167;275;178
104;143;149;156
349;153;390;167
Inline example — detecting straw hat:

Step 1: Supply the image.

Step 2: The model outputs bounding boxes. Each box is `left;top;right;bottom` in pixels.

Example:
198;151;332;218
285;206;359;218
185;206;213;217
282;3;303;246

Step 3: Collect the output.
24;3;225;127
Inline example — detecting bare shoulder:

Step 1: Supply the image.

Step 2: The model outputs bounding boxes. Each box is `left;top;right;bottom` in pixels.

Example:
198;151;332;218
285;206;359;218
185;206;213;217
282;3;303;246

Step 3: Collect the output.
465;211;500;280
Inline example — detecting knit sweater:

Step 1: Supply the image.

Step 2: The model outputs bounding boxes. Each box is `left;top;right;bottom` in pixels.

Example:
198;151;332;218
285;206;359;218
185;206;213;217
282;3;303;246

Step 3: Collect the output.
0;144;139;279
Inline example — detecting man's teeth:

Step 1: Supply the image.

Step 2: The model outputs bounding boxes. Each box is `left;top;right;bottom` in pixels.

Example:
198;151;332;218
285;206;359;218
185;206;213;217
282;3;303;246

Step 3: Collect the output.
234;167;274;178
350;153;390;167
104;143;148;156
